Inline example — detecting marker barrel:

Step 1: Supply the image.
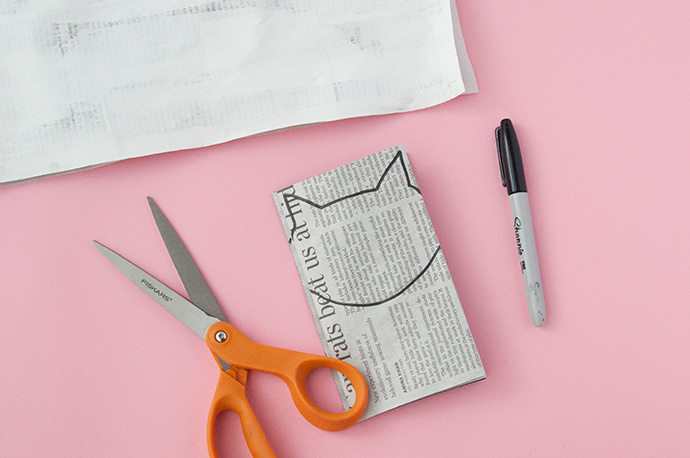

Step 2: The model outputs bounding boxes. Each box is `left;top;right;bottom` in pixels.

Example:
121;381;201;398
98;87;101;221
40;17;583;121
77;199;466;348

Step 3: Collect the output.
509;192;546;326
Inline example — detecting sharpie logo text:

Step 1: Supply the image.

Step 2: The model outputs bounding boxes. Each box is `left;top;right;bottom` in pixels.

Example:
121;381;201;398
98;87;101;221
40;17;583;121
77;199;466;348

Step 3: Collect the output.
141;278;173;302
514;217;524;256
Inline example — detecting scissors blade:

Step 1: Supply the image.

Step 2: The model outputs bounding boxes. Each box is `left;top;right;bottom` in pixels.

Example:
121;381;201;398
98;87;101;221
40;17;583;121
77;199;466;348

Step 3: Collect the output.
93;241;220;340
147;197;229;323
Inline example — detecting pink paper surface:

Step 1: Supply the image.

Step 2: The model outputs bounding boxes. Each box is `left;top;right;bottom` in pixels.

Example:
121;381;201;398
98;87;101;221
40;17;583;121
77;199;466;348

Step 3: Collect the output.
2;1;689;456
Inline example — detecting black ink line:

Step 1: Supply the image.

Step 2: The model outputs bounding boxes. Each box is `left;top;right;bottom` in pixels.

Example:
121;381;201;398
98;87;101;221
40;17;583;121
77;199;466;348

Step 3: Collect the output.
292;149;420;210
309;245;442;307
283;149;419;243
279;148;439;307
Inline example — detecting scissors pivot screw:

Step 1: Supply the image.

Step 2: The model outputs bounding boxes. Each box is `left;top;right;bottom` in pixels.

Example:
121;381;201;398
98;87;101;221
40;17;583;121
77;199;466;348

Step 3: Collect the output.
214;330;228;343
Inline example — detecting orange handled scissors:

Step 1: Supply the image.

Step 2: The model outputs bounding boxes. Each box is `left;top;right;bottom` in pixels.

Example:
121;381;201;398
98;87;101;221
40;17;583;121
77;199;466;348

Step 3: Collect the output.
94;197;368;458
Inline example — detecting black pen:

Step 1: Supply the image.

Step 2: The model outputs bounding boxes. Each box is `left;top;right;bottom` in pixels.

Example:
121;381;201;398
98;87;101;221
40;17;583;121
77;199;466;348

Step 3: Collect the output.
495;119;546;326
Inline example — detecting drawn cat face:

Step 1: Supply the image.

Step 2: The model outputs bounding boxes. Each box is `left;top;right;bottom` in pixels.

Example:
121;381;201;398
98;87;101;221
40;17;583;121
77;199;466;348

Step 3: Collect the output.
283;149;444;307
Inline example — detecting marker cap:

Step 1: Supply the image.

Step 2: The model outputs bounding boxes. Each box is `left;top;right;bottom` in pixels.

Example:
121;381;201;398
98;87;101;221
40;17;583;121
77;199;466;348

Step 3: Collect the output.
495;118;528;195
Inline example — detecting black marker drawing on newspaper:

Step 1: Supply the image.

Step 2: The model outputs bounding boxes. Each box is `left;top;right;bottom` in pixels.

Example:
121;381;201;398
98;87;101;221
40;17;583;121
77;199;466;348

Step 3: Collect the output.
278;148;446;307
274;146;484;420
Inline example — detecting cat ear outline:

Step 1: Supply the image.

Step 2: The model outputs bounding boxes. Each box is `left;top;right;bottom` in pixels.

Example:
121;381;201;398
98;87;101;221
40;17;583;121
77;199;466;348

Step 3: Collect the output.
280;149;423;243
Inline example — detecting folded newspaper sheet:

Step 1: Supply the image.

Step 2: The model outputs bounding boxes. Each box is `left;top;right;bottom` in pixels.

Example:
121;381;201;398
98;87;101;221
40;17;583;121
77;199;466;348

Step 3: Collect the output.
1;0;476;184
273;146;485;419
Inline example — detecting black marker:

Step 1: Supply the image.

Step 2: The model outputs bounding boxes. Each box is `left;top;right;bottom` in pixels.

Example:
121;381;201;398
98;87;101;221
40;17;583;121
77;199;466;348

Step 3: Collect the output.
495;119;546;326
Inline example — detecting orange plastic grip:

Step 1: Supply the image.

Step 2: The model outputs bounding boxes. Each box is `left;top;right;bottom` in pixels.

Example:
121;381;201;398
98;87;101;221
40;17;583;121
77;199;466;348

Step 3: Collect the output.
205;322;369;432
206;370;276;458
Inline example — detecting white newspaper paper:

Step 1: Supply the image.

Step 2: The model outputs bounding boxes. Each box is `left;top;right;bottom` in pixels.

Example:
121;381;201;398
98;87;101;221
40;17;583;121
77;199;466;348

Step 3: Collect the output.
273;146;485;419
0;0;477;184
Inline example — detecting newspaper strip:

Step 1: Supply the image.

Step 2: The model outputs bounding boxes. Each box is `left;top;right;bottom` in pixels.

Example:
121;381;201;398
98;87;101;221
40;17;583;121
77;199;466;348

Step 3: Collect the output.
273;146;485;420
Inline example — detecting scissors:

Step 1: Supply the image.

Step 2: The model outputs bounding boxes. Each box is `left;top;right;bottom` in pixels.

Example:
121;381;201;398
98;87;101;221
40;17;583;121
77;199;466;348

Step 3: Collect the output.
94;197;368;458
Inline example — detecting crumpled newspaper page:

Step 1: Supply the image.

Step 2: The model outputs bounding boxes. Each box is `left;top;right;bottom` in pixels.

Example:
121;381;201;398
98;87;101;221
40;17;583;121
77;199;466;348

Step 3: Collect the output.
0;0;476;184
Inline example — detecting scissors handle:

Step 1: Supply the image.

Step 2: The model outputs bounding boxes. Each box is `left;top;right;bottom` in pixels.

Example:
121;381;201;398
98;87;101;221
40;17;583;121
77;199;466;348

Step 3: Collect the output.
206;321;369;432
207;370;276;458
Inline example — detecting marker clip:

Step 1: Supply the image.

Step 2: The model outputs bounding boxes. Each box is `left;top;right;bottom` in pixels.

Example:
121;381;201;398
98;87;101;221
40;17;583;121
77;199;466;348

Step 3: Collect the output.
495;126;507;187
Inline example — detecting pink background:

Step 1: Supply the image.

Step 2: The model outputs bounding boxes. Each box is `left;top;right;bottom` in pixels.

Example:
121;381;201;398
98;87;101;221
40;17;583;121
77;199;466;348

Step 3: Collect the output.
2;1;689;456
